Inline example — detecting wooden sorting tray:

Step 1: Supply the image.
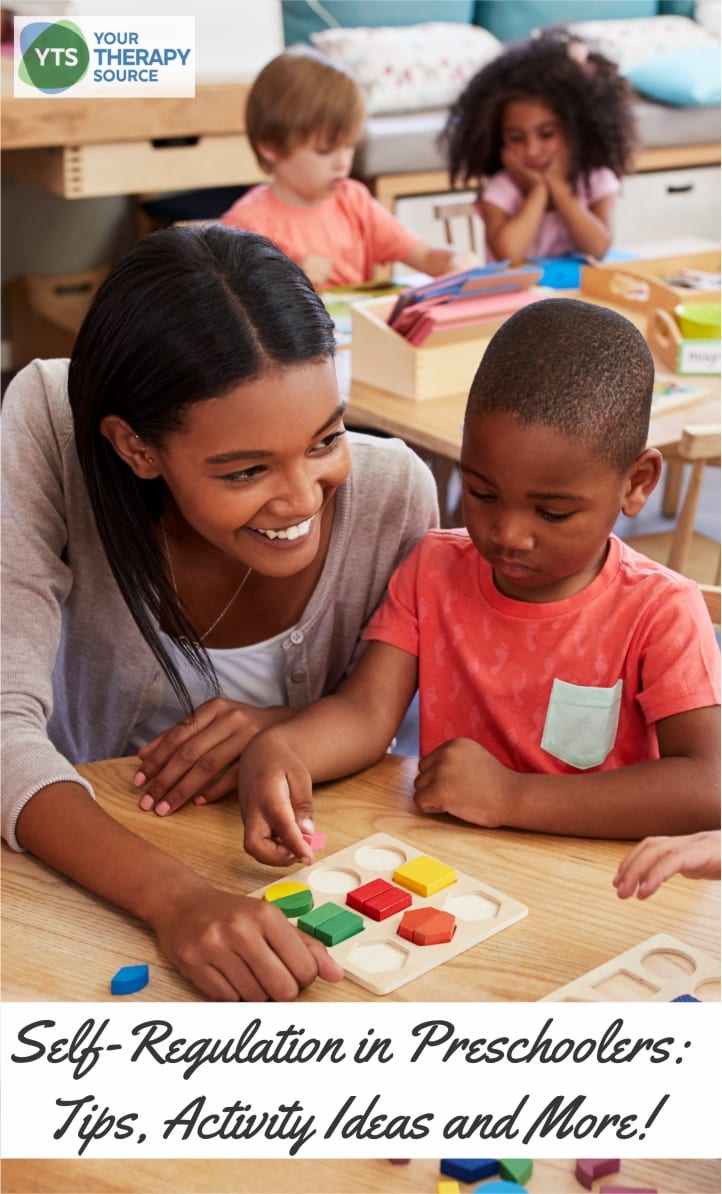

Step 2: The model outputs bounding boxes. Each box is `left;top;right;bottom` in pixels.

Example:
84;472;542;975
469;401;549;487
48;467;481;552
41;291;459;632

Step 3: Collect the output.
541;933;720;1002
580;250;720;319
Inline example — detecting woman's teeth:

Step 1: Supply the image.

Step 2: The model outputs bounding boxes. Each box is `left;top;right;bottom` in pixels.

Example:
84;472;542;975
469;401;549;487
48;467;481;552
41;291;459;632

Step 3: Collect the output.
253;516;313;541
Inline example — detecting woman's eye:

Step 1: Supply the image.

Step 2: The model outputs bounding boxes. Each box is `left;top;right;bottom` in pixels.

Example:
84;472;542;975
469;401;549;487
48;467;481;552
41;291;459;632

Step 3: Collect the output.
219;465;266;484
313;428;347;453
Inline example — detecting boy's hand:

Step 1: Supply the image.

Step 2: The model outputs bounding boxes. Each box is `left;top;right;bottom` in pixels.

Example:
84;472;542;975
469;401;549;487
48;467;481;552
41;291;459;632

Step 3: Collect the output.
301;253;334;288
501;147;547;195
152;876;343;1000
133;698;294;816
238;734;316;866
413;738;514;827
613;830;722;899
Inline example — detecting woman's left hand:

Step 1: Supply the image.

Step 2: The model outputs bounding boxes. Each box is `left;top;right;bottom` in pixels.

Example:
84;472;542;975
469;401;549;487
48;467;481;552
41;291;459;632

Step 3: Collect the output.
134;698;295;816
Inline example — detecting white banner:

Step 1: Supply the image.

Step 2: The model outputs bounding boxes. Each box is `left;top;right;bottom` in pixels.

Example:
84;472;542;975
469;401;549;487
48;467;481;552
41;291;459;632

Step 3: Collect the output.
14;16;195;97
2;1001;719;1159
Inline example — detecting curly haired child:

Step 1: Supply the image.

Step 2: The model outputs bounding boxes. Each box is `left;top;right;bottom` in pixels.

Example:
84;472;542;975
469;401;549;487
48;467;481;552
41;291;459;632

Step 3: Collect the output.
441;32;638;264
221;47;478;288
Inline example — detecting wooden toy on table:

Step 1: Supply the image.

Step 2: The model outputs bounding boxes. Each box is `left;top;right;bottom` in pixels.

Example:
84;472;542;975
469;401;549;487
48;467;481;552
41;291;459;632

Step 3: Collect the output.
541;934;719;1003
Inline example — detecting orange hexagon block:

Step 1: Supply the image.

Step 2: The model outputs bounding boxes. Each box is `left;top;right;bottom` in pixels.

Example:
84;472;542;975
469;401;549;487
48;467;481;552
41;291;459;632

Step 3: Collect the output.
397;907;456;946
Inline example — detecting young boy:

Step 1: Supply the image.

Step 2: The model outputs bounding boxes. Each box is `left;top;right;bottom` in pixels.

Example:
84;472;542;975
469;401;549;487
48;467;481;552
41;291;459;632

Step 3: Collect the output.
220;48;478;289
237;299;720;865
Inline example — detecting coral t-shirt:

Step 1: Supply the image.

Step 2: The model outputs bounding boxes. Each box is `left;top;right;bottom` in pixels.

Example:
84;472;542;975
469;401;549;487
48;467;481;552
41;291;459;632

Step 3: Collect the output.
220;178;419;286
365;530;720;771
481;167;620;260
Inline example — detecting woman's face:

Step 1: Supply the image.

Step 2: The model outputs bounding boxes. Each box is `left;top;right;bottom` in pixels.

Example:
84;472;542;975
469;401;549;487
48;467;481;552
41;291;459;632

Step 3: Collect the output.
151;357;350;579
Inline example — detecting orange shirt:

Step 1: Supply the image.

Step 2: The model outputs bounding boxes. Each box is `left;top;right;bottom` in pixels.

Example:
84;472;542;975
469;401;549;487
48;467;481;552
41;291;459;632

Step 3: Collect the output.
365;530;720;771
220;178;418;286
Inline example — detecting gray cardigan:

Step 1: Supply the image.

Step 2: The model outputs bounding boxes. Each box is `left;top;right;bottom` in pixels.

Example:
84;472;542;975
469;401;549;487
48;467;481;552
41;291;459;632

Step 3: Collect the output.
1;359;439;849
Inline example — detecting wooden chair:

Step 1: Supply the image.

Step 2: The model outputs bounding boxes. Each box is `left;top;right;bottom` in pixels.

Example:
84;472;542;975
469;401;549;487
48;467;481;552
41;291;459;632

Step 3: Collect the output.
625;423;721;586
699;583;721;626
432;196;481;255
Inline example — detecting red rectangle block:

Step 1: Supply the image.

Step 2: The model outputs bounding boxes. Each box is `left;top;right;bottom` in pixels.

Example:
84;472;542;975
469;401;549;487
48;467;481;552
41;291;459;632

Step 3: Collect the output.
363;886;413;921
346;878;389;913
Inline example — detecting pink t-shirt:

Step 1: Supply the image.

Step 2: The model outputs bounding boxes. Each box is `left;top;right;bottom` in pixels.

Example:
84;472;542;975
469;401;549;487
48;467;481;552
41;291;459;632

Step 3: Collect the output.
220;178;419;286
481;167;620;260
365;530;720;772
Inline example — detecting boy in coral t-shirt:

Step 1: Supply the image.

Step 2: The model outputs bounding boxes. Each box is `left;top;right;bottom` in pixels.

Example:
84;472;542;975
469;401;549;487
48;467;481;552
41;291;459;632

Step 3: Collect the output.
236;299;720;860
221;47;477;289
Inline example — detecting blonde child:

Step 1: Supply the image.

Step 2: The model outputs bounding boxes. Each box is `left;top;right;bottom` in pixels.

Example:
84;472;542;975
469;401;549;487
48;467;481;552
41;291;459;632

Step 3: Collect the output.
614;830;721;898
220;47;478;289
235;299;720;865
1;225;439;1000
441;33;637;264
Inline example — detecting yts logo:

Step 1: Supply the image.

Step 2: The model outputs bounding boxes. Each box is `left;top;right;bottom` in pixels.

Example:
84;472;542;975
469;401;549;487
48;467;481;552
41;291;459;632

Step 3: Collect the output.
18;20;89;93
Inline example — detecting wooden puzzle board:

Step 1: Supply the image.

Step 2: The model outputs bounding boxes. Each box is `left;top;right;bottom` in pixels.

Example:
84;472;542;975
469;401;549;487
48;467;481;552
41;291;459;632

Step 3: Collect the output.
251;833;528;995
541;933;720;1003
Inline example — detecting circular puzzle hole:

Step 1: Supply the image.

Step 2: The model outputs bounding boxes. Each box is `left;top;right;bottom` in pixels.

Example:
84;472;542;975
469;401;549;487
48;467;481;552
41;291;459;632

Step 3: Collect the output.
348;940;409;974
307;867;360;895
639;949;696;978
444;891;499;921
354;845;407;871
693;978;720;1001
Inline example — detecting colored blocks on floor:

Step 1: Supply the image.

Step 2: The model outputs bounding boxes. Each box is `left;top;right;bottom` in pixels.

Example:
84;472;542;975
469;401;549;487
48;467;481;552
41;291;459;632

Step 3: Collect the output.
298;901;364;946
398;906;456;945
347;878;412;920
576;1159;620;1189
438;1182;460;1194
264;881;313;918
440;1158;498;1182
671;993;701;1001
394;854;456;896
499;1158;533;1184
110;963;148;995
302;830;326;851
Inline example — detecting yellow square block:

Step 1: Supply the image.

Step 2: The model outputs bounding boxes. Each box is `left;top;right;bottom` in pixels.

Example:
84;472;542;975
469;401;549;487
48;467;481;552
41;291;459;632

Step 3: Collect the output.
438;1182;460;1194
393;854;456;897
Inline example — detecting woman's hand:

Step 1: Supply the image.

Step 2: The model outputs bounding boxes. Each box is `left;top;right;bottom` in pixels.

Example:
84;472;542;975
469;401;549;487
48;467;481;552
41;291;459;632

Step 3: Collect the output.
152;874;344;1000
413;738;516;827
134;698;295;816
238;733;316;866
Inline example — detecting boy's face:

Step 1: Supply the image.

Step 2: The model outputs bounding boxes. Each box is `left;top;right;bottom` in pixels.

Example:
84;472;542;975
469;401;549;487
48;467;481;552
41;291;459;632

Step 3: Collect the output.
264;137;356;205
460;410;635;603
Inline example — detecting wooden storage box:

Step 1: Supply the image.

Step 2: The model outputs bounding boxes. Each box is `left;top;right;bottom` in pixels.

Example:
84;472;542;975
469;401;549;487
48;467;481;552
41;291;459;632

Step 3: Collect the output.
5;135;264;199
580;250;720;318
647;308;721;375
350;295;497;401
8;266;109;370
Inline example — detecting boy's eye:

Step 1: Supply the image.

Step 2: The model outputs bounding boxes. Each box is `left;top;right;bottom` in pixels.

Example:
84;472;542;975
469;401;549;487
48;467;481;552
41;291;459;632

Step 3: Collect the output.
467;488;495;502
538;508;572;522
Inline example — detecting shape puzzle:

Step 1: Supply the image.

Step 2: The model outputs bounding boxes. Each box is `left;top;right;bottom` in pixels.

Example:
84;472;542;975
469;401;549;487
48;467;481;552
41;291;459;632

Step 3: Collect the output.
541;934;720;1003
251;833;528;995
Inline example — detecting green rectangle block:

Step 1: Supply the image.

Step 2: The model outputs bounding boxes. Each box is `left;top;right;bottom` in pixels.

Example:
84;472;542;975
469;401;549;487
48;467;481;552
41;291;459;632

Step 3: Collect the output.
297;901;343;936
315;910;364;946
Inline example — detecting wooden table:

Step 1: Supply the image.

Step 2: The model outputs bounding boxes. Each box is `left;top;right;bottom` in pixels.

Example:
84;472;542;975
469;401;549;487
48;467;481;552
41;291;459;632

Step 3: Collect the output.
3;755;719;1194
3;753;718;1004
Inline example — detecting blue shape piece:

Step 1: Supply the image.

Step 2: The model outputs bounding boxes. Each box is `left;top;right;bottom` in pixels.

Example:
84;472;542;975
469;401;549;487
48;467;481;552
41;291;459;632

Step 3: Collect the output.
473;1182;527;1194
530;254;585;289
110;963;149;995
672;993;701;1001
441;1158;498;1182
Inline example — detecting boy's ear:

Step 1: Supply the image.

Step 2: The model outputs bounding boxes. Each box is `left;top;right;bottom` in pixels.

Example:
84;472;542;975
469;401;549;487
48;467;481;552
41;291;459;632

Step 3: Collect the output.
256;140;279;166
621;447;663;517
100;415;161;480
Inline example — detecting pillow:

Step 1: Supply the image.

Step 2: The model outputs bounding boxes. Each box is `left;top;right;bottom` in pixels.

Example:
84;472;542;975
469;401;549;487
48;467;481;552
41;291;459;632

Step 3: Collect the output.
624;45;721;104
311;22;501;115
282;1;474;47
562;15;718;72
695;0;721;36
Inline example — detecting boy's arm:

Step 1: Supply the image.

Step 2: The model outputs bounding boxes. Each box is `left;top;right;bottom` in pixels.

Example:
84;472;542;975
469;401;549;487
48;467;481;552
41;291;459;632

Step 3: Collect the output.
238;642;418;864
613;829;721;899
403;241;480;277
414;705;720;839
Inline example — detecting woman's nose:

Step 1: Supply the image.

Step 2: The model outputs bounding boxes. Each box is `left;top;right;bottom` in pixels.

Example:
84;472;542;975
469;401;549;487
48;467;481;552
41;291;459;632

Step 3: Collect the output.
267;465;320;516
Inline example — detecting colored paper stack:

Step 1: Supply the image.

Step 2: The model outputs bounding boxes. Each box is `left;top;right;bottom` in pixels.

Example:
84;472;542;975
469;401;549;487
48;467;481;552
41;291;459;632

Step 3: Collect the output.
387;262;543;346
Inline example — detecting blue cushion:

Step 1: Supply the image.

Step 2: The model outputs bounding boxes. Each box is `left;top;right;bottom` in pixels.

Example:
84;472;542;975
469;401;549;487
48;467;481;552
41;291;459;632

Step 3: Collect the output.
473;1;659;41
625;46;721;105
282;1;474;46
658;0;696;14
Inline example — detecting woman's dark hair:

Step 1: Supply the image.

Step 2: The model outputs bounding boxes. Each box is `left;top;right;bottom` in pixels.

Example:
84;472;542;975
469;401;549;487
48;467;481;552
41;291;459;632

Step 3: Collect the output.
441;31;638;189
68;224;336;710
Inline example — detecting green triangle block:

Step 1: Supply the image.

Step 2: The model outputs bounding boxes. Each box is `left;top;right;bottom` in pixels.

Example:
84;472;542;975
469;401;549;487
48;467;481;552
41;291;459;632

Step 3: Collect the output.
499;1159;533;1184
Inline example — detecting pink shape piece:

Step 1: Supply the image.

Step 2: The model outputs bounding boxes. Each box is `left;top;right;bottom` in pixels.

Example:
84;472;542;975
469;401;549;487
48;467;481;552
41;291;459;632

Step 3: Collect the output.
576;1160;620;1190
346;877;389;912
301;830;326;851
363;885;413;921
599;1187;657;1193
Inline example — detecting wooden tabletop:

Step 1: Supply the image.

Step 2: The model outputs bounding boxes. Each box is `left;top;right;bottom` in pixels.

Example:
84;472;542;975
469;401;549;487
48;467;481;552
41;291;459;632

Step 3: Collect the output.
3;753;718;1004
2;1155;720;1194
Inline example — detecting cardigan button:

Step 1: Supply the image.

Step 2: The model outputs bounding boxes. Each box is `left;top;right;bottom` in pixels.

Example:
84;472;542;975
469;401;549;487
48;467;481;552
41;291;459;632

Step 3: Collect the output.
290;670;307;684
290;629;304;644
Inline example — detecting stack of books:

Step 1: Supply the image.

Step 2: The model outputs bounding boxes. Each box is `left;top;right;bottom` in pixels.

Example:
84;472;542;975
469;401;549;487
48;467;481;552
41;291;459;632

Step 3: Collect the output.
387;262;542;347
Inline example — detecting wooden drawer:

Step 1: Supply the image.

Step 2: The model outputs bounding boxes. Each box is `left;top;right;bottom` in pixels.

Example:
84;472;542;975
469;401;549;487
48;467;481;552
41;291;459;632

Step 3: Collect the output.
4;134;264;198
616;166;721;247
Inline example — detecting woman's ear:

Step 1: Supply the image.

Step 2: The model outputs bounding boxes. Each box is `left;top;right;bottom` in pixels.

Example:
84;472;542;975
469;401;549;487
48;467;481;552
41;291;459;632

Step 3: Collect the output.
100;415;161;479
621;447;663;517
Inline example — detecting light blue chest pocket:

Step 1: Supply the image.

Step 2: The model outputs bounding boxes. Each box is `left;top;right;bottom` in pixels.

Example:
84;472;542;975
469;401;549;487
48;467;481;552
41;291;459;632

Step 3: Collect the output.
541;677;623;770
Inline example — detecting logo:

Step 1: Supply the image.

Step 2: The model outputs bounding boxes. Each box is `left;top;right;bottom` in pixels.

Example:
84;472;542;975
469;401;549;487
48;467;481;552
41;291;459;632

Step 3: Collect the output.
18;20;89;94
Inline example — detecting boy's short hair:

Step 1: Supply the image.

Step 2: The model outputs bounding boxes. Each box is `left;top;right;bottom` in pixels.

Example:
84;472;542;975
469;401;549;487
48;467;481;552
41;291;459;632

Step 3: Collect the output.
466;298;654;472
246;47;366;171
